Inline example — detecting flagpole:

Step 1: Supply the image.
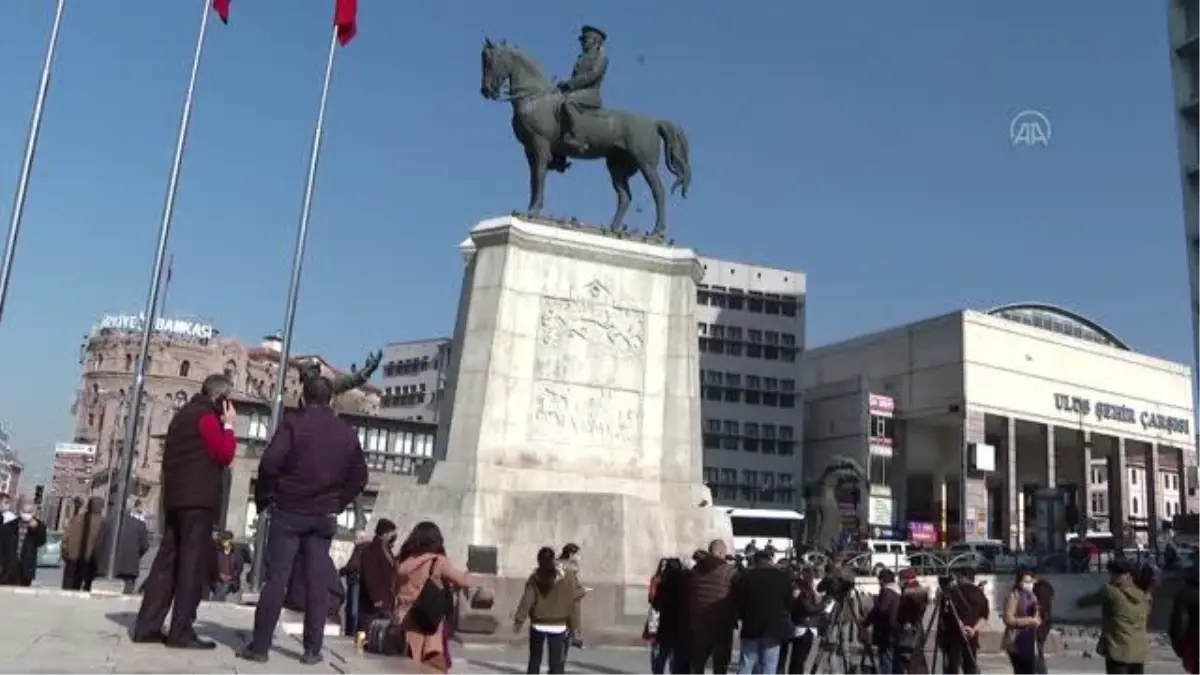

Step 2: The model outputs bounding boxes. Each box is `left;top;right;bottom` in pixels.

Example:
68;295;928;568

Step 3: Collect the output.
104;0;213;582
158;253;174;319
0;0;66;328
252;26;341;592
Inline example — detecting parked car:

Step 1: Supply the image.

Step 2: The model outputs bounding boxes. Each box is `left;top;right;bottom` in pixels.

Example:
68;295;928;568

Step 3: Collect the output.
37;531;62;568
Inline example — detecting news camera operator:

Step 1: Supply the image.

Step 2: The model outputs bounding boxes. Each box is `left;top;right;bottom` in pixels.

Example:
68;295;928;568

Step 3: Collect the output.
936;568;989;674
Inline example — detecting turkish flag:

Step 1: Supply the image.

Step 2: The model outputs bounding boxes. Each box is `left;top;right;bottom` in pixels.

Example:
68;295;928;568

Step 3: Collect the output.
334;0;358;46
212;0;230;24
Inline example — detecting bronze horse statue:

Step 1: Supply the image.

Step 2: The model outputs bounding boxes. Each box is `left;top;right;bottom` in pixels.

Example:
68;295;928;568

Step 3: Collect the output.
479;39;691;238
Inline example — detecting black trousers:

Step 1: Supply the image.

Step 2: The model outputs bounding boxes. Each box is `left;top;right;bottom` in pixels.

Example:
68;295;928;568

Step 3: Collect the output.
133;507;215;642
1008;652;1037;674
776;631;815;674
527;628;568;674
689;627;732;675
1105;660;1145;674
940;641;980;674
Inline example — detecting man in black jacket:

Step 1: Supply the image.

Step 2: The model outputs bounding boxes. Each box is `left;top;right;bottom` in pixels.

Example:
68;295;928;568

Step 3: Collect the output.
134;374;238;648
237;376;368;665
937;569;989;674
863;568;901;674
733;550;793;674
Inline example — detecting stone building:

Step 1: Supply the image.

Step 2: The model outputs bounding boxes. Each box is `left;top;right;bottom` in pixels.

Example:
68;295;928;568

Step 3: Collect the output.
71;317;380;523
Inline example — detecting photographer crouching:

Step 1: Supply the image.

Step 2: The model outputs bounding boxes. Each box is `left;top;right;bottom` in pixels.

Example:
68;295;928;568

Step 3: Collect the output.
936;568;990;674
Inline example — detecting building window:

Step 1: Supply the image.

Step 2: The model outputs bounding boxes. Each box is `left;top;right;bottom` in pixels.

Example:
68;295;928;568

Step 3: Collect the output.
870;415;895;440
1130;470;1138;485
869;454;891;487
1131;497;1141;516
125;354;133;370
777;473;794;503
248;414;269;440
179;360;190;377
1090;492;1107;515
717;468;737;501
741;470;759;501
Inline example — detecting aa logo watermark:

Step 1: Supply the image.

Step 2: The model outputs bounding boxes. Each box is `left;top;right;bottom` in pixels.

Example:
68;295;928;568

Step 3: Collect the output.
1009;109;1051;147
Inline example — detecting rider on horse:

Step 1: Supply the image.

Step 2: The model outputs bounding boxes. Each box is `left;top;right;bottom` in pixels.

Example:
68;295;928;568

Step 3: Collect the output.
557;25;609;153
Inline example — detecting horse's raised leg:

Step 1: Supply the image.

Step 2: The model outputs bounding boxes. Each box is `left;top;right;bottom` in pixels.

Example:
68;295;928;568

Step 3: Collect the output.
639;163;668;237
524;142;551;214
605;155;637;232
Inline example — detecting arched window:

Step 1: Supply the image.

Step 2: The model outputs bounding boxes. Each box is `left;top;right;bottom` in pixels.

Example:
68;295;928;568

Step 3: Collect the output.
144;354;152;372
124;354;133;370
178;360;190;377
224;359;237;380
95;354;104;369
174;391;188;408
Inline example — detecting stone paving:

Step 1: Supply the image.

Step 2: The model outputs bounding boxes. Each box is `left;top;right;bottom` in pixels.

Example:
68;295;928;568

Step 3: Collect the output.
0;588;401;674
0;587;1188;674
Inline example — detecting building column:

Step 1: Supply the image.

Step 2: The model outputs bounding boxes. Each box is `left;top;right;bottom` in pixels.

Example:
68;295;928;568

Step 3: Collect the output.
1045;424;1057;488
1079;430;1092;534
1007;416;1019;549
1110;437;1129;547
1148;444;1162;550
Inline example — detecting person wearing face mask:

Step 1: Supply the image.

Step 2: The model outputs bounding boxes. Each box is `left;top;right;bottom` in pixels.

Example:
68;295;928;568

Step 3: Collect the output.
1002;570;1042;674
0;497;47;586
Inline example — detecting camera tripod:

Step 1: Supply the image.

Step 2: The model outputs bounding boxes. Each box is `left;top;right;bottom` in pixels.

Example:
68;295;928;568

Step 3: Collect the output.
928;583;980;674
810;591;878;674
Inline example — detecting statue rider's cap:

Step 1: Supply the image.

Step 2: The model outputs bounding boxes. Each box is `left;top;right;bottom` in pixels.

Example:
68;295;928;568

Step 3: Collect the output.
580;25;607;42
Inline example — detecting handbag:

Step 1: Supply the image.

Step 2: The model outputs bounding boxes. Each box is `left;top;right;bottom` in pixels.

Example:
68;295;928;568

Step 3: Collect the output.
365;617;400;655
410;557;452;634
643;608;661;639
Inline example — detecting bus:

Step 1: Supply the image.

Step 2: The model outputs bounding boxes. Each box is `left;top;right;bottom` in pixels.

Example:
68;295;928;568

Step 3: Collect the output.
727;507;804;557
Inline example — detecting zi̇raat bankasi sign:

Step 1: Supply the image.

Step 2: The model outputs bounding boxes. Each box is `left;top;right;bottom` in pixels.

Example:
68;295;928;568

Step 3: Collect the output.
1053;393;1190;436
97;313;214;341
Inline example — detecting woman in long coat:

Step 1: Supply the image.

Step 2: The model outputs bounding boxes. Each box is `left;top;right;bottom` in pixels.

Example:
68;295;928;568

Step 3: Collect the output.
392;521;472;673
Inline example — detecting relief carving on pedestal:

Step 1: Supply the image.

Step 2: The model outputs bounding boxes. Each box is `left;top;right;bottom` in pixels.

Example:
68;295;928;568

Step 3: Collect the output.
530;278;646;449
531;382;640;449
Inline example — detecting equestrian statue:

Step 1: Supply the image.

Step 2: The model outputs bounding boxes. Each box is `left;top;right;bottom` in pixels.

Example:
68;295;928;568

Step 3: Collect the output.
479;26;692;239
802;456;867;554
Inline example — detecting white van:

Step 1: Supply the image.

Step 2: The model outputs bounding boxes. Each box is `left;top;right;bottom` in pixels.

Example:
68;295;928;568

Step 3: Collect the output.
850;539;912;574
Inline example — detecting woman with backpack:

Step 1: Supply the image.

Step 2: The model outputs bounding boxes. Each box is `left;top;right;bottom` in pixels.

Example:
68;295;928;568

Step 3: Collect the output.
514;547;585;674
392;521;473;673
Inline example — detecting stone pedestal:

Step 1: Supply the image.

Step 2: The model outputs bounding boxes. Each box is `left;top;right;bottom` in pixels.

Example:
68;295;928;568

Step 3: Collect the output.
380;215;731;624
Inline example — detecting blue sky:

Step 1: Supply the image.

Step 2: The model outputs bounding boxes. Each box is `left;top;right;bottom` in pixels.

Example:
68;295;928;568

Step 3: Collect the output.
0;1;1190;484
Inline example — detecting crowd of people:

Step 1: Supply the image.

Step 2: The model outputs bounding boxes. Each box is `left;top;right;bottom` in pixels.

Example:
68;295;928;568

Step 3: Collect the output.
1;367;1199;675
639;546;1198;675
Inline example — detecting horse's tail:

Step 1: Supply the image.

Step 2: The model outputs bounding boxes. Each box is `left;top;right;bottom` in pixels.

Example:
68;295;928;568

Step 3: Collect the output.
657;119;691;198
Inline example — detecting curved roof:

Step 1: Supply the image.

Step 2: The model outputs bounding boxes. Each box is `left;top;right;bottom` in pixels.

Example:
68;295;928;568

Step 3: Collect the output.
985;302;1130;350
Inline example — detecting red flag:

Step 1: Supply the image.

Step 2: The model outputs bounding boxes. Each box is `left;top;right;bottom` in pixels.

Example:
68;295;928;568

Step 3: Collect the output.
212;0;230;24
334;0;358;46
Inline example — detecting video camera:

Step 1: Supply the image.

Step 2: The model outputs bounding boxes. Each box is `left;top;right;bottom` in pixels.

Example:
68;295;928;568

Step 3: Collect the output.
817;568;856;601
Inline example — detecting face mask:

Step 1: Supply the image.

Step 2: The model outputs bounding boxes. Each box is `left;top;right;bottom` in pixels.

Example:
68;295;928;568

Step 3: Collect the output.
1020;581;1034;592
19;512;33;522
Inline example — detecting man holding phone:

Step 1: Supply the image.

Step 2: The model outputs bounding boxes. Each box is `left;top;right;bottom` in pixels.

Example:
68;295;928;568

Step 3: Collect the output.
133;374;238;649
